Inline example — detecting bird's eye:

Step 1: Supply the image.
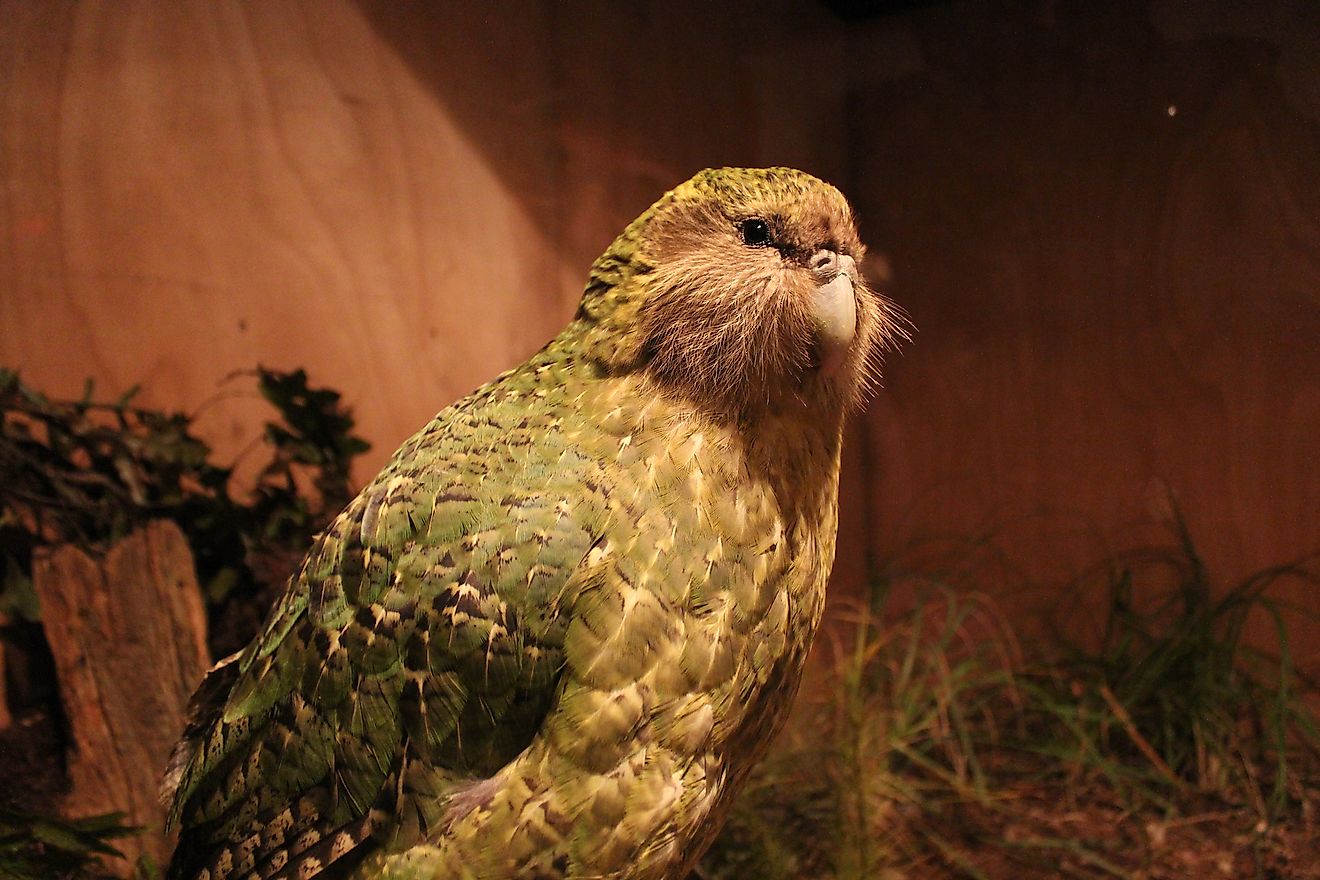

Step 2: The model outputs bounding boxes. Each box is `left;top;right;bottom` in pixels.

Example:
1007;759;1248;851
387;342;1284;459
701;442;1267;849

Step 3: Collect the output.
739;218;772;248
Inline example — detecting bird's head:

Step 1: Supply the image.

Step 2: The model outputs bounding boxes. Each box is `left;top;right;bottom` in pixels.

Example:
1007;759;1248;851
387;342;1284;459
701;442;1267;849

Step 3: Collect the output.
575;167;906;421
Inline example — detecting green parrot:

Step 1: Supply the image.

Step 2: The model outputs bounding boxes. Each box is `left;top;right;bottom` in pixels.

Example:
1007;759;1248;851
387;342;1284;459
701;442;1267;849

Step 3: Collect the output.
162;167;904;880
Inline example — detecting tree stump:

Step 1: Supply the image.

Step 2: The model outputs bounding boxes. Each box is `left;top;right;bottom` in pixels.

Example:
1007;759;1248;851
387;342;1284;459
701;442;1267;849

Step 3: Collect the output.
33;520;210;873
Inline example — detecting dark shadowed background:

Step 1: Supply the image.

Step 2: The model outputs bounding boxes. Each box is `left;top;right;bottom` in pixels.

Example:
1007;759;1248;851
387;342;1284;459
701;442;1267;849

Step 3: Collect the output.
2;0;1317;663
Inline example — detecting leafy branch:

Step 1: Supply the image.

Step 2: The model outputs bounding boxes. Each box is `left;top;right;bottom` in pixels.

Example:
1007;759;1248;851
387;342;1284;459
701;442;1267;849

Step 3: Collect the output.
0;366;369;654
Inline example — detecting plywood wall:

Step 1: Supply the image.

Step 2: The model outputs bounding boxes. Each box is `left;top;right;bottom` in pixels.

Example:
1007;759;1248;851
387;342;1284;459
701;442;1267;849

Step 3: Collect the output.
849;1;1320;650
2;0;1316;655
0;0;885;631
2;0;561;477
0;0;847;474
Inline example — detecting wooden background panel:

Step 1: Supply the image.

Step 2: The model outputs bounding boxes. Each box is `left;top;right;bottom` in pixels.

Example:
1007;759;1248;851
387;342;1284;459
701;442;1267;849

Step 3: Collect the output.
0;0;868;596
850;2;1320;650
1;0;569;480
0;0;848;474
348;0;848;307
4;0;1315;663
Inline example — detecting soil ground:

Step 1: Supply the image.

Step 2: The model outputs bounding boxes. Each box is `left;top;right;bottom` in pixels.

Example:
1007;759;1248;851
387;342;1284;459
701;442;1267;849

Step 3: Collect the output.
906;782;1320;880
5;705;1318;879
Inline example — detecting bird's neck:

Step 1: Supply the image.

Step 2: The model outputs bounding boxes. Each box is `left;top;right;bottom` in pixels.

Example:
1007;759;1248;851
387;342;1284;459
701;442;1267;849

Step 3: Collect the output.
526;317;851;539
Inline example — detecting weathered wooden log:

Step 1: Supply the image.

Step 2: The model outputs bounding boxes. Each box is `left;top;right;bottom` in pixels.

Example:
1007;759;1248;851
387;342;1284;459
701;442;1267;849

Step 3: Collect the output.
33;520;209;873
0;611;10;731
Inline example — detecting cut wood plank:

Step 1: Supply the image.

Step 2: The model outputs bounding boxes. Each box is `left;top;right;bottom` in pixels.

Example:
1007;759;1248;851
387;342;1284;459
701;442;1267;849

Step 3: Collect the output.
32;520;209;874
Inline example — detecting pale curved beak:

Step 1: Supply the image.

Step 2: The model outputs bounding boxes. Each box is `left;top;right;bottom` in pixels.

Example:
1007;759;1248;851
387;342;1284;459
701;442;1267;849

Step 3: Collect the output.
809;251;857;377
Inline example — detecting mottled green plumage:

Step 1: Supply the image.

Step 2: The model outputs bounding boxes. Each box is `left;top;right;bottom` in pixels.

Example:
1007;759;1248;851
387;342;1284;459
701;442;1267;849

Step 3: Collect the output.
163;168;902;880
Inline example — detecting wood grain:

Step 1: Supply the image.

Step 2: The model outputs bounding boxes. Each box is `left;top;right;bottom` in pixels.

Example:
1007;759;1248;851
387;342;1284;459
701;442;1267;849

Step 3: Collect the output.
0;0;569;484
850;1;1320;652
0;0;867;636
0;0;847;476
2;0;1315;668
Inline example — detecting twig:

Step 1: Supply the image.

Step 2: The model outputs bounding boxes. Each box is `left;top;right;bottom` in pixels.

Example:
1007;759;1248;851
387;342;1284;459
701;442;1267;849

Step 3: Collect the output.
1097;684;1183;787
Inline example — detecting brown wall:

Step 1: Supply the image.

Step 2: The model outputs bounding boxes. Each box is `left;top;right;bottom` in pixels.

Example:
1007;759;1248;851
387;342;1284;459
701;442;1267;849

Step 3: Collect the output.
0;0;847;474
849;1;1320;652
2;2;1316;656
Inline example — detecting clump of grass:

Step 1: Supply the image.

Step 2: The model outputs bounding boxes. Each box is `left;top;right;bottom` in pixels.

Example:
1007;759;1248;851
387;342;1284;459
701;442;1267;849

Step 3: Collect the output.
0;808;147;880
825;585;1021;878
701;573;1023;880
1026;507;1320;821
701;514;1320;879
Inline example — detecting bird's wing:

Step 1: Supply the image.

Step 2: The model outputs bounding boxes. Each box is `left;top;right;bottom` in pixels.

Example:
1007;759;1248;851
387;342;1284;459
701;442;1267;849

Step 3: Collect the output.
162;393;613;880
